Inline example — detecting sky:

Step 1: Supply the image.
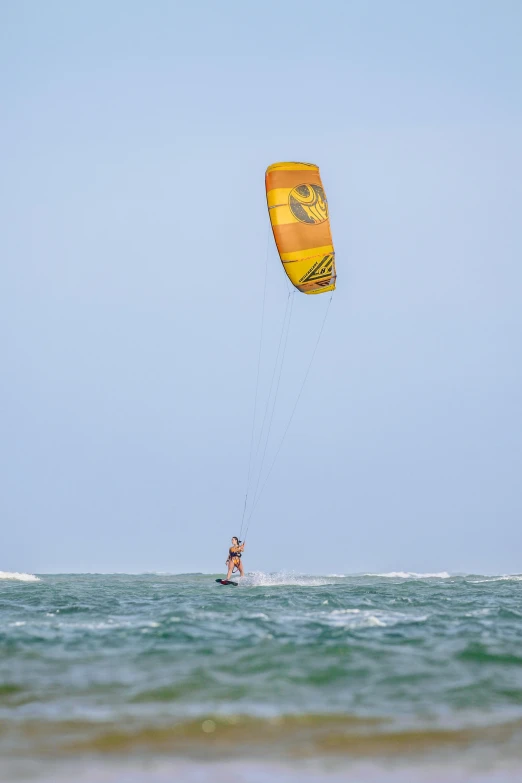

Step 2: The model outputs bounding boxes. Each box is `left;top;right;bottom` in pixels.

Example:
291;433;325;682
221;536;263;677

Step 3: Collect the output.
1;0;521;575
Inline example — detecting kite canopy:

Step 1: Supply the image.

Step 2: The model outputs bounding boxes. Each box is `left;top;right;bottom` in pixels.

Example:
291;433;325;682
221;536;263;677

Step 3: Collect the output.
265;162;336;294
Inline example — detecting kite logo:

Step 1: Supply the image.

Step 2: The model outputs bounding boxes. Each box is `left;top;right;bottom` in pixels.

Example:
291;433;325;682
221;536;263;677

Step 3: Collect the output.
299;254;335;283
289;184;328;225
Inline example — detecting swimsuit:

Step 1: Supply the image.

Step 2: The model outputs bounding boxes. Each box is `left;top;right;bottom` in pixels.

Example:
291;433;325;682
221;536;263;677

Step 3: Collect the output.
228;547;242;571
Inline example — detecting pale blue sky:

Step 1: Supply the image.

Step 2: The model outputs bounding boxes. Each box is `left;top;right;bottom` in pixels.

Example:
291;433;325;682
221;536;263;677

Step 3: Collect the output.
1;1;521;574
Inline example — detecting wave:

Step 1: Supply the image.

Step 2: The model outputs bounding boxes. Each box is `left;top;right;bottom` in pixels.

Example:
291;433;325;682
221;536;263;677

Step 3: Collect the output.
0;571;40;582
325;608;428;629
468;575;522;583
364;572;452;579
458;642;522;666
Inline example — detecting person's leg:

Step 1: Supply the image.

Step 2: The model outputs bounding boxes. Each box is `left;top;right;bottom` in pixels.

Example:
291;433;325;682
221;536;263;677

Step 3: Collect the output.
238;562;244;577
225;561;234;580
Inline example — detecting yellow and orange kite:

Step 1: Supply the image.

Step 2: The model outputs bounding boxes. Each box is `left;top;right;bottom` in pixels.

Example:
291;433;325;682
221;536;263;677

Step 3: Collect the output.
265;162;336;295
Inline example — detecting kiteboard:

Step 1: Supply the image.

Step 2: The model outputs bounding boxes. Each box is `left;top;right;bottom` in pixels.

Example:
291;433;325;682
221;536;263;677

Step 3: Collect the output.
216;578;238;587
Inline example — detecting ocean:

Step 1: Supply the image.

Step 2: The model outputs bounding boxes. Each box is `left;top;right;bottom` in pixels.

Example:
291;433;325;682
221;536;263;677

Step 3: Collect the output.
1;570;522;782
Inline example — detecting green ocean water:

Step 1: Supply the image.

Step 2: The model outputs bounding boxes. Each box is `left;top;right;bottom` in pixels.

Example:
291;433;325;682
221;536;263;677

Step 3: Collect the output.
2;570;522;782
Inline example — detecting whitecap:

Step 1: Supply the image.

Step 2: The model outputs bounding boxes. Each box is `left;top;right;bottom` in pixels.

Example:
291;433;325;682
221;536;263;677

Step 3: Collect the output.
464;608;493;617
52;621;132;630
330;608;361;614
365;572;451;579
326;608;428;629
469;575;522;583
0;571;40;582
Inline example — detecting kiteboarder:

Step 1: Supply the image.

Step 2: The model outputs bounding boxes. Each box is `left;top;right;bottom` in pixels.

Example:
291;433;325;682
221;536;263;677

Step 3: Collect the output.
226;537;245;580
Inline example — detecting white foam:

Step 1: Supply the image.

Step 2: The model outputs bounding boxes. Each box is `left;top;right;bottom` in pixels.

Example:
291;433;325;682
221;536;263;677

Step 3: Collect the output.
469;575;522;583
326;608;428;629
242;571;332;588
0;571;40;582
365;572;451;579
464;608;493;617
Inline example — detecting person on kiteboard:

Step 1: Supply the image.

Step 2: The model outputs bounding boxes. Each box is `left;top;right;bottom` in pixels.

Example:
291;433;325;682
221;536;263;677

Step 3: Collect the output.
225;537;245;580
